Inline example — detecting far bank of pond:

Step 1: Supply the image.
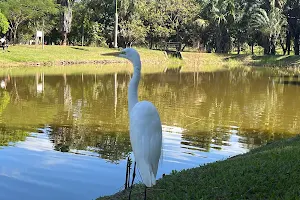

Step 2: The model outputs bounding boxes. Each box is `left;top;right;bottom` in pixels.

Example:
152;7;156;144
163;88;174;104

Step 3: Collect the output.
1;45;300;72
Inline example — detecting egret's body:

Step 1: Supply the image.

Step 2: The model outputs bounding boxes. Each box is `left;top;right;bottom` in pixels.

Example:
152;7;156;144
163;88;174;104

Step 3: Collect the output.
130;101;162;187
119;48;162;189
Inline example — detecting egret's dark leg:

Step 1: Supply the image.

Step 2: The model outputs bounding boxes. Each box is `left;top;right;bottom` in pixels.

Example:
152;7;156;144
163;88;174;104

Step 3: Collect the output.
144;186;147;200
125;157;129;189
128;162;136;200
131;162;136;187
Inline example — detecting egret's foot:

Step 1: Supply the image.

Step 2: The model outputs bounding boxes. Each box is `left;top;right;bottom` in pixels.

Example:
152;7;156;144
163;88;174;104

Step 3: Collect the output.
144;186;147;200
125;156;131;189
128;162;136;200
131;162;136;187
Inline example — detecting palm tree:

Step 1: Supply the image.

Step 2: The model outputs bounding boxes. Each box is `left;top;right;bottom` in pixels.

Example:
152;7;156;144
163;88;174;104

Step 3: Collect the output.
250;0;287;54
201;0;235;53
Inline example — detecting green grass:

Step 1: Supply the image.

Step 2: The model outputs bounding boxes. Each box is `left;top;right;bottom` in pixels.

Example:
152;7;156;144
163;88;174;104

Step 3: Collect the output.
0;45;166;67
98;136;300;200
1;45;300;73
0;45;245;74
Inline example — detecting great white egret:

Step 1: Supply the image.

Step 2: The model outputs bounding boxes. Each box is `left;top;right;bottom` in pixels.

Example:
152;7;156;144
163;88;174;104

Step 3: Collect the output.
119;48;162;199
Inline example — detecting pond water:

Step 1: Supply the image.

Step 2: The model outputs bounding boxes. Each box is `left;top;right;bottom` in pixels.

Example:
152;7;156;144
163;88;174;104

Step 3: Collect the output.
0;66;299;200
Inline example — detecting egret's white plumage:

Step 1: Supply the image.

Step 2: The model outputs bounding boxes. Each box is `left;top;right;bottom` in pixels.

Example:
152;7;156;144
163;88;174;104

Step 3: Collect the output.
119;48;162;187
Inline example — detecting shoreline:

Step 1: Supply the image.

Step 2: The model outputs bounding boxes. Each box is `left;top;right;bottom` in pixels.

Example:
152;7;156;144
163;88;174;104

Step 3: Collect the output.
0;59;126;67
0;46;300;70
98;135;300;200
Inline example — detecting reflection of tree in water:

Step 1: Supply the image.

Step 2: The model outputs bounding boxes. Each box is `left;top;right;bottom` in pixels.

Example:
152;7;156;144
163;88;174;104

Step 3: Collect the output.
1;69;300;156
238;128;295;149
0;126;30;146
182;130;232;152
48;125;131;163
0;91;10;117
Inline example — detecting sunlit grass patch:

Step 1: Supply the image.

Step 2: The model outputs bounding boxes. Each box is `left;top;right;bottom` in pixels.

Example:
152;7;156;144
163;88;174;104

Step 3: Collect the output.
0;45;166;67
1;45;299;73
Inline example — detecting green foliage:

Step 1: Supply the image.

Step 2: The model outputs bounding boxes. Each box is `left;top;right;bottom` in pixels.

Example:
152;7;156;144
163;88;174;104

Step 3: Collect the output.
0;128;29;147
0;0;298;55
250;0;287;54
0;12;8;34
89;22;106;46
0;0;58;43
119;15;147;46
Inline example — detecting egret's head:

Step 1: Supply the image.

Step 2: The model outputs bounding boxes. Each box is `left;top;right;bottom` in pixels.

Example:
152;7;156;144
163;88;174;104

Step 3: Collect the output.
119;48;141;66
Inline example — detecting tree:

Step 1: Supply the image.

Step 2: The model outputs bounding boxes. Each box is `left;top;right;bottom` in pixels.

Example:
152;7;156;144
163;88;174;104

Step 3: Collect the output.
0;0;30;43
58;0;74;45
30;0;59;34
0;12;8;34
164;0;200;44
250;0;287;54
69;0;91;46
119;14;147;47
137;0;171;49
0;0;58;44
284;0;300;55
200;0;236;53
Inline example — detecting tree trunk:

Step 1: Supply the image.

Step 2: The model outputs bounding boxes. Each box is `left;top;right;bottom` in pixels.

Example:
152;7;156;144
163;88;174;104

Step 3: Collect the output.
237;41;241;54
60;0;73;46
215;26;222;53
62;31;67;46
270;35;277;55
280;38;287;55
264;38;270;55
149;36;153;49
13;29;18;45
286;30;291;55
81;25;84;46
270;44;276;55
251;43;254;55
10;23;19;45
294;34;300;55
8;29;12;44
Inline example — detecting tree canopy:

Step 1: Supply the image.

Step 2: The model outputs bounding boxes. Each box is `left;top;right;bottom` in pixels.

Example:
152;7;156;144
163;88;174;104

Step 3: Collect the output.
0;12;8;34
0;0;299;55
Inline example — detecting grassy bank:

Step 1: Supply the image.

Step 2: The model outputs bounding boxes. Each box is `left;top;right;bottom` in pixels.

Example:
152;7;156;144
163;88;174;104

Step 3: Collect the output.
1;45;300;72
0;45;167;67
98;136;300;200
0;45;244;74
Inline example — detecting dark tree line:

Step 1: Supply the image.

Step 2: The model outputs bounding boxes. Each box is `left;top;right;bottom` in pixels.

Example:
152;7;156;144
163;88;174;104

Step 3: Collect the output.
0;0;299;55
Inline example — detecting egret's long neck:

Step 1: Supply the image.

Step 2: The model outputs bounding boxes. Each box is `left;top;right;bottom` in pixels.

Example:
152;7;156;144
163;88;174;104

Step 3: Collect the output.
128;60;141;114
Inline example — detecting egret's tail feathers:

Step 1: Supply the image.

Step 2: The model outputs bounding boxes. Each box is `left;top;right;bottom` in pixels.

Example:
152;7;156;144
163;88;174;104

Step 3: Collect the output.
138;162;156;187
151;171;156;186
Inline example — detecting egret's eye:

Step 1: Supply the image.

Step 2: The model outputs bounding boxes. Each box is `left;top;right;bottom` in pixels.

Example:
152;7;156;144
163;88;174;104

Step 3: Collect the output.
120;51;126;55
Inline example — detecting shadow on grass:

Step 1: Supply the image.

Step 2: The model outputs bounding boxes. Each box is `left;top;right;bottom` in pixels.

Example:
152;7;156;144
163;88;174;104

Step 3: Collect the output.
223;54;251;62
226;54;300;67
70;47;89;51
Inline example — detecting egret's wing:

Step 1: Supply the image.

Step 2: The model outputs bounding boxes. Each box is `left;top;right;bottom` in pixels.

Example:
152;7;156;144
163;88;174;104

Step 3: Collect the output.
130;101;162;187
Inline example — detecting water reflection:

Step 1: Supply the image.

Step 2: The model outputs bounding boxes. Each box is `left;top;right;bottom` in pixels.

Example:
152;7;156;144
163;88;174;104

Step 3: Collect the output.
49;125;131;163
0;68;299;199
